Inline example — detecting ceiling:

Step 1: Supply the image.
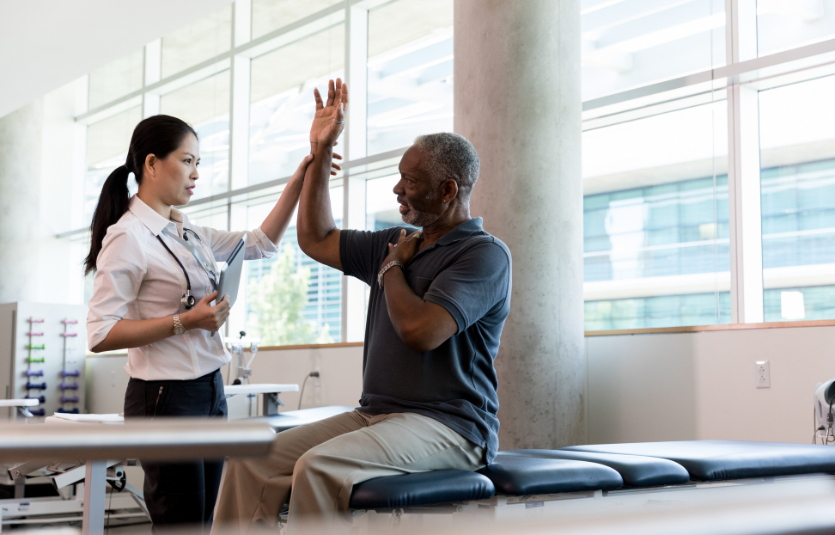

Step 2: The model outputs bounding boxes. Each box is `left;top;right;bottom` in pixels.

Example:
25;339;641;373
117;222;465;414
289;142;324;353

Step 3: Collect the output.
0;0;235;119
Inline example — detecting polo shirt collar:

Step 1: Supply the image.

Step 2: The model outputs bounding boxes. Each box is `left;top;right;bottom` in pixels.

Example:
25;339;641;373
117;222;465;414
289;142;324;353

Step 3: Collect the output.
435;217;484;246
129;195;181;237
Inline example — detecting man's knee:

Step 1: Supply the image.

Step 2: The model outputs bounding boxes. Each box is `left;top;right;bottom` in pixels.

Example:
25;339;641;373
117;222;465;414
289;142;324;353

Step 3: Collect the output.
293;448;332;483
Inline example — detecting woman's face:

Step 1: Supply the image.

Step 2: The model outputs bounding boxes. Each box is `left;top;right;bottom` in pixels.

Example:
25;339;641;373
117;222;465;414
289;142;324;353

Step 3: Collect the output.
146;133;200;207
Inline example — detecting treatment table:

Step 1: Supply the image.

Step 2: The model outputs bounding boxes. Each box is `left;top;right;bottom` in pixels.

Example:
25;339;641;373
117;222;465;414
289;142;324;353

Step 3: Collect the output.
247;407;835;530
348;440;835;528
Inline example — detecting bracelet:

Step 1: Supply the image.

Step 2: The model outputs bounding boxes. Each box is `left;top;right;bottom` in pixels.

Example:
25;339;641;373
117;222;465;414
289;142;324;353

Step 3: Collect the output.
377;261;403;289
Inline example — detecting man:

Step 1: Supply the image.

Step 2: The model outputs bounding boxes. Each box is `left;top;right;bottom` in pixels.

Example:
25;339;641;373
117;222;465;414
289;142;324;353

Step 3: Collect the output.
213;79;512;533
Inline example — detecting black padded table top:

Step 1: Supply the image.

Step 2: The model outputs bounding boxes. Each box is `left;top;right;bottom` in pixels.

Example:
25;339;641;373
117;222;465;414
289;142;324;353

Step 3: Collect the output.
479;453;623;495
504;449;690;487
563;440;835;481
349;470;495;510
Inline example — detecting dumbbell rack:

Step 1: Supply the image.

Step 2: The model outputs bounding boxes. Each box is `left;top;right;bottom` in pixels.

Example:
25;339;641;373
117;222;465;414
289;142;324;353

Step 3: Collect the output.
0;302;87;420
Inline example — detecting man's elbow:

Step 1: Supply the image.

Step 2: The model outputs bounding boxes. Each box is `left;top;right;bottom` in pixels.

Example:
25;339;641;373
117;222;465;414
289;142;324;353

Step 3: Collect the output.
399;324;444;352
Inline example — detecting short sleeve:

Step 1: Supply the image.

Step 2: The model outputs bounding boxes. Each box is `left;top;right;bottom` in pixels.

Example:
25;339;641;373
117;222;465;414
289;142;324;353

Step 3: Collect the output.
423;241;511;334
340;228;402;286
86;229;147;351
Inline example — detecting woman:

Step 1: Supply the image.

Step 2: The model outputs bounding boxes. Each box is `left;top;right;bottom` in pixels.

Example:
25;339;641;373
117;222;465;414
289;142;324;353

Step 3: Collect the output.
85;115;338;528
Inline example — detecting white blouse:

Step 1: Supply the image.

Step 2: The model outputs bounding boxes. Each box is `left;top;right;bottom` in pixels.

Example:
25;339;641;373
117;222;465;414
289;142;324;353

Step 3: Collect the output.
87;196;278;380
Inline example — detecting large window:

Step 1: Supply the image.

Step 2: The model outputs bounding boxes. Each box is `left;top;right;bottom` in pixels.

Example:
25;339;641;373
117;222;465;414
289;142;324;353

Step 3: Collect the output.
583;101;729;330
581;0;726;100
367;0;453;155
249;25;344;185
759;74;835;321
66;0;835;342
85;107;142;223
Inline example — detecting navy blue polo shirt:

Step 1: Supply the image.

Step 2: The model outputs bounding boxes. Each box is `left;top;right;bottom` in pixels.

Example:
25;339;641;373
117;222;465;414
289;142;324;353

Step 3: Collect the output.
339;217;512;463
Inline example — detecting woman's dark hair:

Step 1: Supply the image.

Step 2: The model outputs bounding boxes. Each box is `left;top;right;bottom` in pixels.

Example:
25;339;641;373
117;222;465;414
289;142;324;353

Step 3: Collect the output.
84;115;197;275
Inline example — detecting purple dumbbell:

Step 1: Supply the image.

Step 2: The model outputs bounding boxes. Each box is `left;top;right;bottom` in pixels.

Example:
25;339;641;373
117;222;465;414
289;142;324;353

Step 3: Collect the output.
60;396;79;404
59;382;78;390
61;370;81;377
25;369;44;377
29;408;45;417
26;382;46;390
56;408;79;414
25;395;45;404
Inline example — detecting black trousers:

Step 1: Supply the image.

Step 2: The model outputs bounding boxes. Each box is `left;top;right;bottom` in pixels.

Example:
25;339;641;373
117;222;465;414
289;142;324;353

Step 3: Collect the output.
124;369;228;529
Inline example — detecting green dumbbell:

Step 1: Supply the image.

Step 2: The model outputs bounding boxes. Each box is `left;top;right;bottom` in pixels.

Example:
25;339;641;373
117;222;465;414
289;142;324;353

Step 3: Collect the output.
29;344;45;350
28;357;45;363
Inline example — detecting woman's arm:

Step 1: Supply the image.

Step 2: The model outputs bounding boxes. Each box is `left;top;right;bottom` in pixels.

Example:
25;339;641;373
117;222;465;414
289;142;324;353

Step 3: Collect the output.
260;155;312;244
90;292;229;352
260;152;342;244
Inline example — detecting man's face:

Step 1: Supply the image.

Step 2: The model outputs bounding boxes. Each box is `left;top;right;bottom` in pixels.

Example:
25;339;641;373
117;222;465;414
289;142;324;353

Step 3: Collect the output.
394;146;446;227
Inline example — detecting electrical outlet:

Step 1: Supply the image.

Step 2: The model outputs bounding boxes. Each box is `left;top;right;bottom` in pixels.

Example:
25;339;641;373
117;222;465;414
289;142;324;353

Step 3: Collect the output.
755;360;770;388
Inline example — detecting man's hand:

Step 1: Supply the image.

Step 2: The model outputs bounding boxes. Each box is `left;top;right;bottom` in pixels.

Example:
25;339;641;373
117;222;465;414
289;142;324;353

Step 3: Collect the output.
309;78;348;147
181;292;230;332
382;229;422;269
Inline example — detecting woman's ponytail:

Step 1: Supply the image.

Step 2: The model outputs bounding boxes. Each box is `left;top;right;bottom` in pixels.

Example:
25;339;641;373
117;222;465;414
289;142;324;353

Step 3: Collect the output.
83;114;198;275
84;164;131;275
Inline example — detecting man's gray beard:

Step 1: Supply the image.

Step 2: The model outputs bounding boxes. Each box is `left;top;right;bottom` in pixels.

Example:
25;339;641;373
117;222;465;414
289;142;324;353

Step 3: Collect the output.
402;208;440;228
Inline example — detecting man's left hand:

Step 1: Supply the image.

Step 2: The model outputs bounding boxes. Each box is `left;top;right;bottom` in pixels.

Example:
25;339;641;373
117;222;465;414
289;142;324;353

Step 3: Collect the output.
383;229;422;268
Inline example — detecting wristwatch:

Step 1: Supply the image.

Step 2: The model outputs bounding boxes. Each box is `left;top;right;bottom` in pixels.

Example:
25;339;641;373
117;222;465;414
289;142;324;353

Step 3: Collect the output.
173;314;185;335
378;261;403;288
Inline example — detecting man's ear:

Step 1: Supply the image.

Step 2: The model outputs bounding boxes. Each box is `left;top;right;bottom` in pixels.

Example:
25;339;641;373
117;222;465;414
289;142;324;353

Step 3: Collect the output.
443;179;459;203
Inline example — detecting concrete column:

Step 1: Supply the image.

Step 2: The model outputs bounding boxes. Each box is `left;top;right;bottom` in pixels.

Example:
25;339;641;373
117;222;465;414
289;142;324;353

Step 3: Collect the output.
455;0;584;449
0;101;44;304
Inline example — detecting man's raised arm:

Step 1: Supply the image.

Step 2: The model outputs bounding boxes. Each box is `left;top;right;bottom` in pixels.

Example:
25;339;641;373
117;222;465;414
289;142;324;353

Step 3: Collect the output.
297;79;348;271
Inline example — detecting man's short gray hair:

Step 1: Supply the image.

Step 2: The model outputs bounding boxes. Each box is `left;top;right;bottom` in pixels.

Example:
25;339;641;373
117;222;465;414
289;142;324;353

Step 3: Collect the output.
413;133;480;200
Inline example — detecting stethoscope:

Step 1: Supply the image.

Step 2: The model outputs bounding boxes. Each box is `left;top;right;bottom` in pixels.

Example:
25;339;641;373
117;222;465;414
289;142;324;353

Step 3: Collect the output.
156;228;218;310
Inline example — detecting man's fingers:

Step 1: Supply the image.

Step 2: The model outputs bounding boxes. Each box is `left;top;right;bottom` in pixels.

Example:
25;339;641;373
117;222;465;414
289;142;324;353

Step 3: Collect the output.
334;79;343;110
333;152;343;160
313;88;324;110
326;79;335;107
341;82;349;114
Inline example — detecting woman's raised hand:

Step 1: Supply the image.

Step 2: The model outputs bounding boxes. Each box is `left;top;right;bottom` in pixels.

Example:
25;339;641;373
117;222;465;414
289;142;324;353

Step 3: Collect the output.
309;78;349;147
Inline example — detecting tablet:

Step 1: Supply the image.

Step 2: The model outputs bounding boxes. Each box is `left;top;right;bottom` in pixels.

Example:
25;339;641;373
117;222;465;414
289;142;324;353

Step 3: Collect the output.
217;235;247;307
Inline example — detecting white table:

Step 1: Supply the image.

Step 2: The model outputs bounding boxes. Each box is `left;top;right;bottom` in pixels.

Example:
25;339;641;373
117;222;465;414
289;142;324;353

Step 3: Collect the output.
0;419;274;535
0;399;38;408
224;383;299;416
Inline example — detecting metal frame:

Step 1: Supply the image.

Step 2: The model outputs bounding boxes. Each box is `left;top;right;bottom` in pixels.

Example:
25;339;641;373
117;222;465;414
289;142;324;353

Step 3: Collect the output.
63;0;835;337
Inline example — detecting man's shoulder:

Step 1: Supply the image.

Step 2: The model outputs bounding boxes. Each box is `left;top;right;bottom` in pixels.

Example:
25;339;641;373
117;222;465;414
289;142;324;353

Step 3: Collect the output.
462;229;512;265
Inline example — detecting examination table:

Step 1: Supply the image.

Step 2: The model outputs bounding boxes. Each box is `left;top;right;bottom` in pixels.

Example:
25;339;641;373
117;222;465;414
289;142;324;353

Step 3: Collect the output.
258;408;835;529
348;440;835;527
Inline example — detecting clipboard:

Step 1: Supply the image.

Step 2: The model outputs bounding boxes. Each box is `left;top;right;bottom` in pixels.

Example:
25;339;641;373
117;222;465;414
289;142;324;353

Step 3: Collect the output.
217;235;247;307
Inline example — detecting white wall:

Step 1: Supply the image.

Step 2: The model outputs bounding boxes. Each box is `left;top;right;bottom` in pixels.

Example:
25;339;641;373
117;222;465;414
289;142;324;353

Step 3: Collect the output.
586;325;835;445
86;344;364;416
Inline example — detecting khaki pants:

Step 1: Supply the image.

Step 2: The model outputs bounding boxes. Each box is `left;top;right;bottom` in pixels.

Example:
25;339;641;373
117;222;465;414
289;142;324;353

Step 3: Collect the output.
212;410;484;534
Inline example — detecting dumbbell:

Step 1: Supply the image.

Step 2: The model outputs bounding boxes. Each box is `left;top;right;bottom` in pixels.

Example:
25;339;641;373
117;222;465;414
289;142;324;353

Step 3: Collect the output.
61;370;80;377
59;382;79;391
26;382;47;390
25;369;44;377
29;408;45;417
61;396;79;404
